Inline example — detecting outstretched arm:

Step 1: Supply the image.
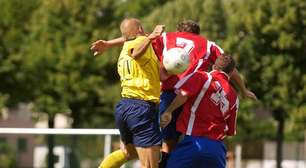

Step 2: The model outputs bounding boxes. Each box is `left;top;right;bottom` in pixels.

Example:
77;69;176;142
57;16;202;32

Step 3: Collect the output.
231;68;257;100
90;37;125;56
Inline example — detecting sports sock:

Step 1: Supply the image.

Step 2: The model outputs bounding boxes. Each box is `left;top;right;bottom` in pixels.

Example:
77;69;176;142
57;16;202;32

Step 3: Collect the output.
98;150;127;168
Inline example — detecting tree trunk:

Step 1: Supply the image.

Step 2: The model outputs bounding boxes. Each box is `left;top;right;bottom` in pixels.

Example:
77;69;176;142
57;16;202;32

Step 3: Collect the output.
273;108;285;168
276;117;284;168
47;116;55;168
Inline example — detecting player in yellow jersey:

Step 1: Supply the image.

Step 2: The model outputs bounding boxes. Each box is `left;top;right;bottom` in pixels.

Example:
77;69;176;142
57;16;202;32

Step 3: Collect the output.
96;18;164;168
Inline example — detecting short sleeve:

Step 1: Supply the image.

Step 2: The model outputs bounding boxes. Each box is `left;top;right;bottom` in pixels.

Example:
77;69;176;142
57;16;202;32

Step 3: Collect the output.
175;72;207;97
209;42;224;63
226;96;239;136
151;36;164;61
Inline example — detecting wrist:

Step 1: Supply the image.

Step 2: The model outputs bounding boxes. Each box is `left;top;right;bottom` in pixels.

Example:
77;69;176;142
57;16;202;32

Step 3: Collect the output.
147;34;156;40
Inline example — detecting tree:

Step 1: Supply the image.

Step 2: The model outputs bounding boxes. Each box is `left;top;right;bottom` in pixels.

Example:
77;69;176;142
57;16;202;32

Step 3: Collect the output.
0;0;39;107
224;0;306;166
21;0;122;167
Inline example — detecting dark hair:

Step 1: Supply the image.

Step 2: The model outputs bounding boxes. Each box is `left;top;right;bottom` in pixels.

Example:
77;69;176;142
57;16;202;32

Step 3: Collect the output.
176;20;200;34
214;54;236;74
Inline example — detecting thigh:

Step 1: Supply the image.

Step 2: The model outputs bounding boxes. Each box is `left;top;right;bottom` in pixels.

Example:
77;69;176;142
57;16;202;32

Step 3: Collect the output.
120;142;138;160
136;145;160;168
166;137;198;168
197;137;227;168
115;100;133;144
125;100;162;147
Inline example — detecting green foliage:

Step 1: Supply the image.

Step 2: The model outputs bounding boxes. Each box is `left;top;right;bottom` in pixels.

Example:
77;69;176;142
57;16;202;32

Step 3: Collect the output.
224;0;306;139
19;0;125;127
0;0;304;142
0;0;40;106
0;143;16;168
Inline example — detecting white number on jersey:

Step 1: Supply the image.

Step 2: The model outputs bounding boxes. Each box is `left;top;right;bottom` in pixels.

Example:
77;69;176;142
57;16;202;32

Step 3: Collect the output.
210;81;229;114
176;37;195;54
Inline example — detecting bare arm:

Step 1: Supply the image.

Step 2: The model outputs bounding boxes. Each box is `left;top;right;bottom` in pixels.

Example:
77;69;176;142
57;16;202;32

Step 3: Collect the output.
90;37;125;56
129;37;152;58
160;92;188;128
160;65;171;81
130;25;164;58
231;68;257;100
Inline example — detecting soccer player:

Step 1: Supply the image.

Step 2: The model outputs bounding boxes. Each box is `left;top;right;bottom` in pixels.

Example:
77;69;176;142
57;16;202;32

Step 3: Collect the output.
151;20;256;167
160;54;239;168
97;18;164;168
91;20;256;167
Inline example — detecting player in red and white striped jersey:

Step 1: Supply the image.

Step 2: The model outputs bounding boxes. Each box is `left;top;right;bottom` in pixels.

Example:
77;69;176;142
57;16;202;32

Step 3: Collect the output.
152;24;224;91
151;21;255;168
160;54;239;168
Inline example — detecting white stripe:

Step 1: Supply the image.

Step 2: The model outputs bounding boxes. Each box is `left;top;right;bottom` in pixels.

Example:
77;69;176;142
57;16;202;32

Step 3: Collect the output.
186;73;213;135
0;128;120;135
174;72;196;89
162;32;168;57
204;41;224;60
214;43;224;54
204;40;213;60
194;58;203;72
231;97;239;112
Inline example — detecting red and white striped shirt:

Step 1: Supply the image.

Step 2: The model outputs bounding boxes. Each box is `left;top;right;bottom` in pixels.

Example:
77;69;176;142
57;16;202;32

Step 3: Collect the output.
152;32;224;91
175;70;239;140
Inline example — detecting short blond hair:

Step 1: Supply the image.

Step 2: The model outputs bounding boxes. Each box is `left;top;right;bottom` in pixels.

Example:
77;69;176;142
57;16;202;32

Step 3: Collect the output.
120;18;142;40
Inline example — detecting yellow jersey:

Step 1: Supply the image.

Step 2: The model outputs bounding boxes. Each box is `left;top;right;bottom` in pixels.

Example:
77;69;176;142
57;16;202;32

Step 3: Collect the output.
117;36;160;103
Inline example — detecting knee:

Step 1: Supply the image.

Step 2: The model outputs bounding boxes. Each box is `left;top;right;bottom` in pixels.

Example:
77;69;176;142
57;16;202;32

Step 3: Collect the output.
122;148;138;160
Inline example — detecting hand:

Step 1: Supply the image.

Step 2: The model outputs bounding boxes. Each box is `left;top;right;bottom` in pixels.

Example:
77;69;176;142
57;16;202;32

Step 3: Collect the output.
90;40;110;56
242;89;257;101
148;25;165;40
160;111;172;128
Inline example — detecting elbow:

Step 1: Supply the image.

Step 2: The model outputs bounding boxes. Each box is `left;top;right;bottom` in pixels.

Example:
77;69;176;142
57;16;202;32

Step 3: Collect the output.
129;48;143;59
130;52;141;59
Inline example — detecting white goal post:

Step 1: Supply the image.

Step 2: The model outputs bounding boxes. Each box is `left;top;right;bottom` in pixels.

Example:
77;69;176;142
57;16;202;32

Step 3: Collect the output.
0;128;120;158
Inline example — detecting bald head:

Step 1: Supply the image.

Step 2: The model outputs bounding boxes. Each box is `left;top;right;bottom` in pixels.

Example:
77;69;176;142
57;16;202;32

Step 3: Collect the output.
120;18;144;40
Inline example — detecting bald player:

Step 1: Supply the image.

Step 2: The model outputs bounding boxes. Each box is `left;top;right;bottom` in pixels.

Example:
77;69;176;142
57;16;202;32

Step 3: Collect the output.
98;18;164;168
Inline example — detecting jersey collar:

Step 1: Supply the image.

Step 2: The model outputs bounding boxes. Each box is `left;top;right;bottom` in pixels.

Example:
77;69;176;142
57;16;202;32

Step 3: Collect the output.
210;70;230;80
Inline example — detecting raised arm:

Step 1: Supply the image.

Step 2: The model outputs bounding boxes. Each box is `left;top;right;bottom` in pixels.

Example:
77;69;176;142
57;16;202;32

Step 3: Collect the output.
90;37;125;56
231;68;257;100
129;25;164;59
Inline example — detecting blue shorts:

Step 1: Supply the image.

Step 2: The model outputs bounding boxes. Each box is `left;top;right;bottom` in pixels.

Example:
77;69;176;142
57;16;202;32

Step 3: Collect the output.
166;136;226;168
159;91;182;140
115;98;162;147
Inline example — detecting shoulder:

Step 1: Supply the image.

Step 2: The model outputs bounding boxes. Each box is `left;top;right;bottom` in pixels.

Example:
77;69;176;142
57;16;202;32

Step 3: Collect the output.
193;71;210;81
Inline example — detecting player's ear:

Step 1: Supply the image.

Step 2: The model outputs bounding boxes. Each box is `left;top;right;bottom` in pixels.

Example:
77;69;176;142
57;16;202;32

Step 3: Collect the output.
212;64;217;70
138;26;144;34
228;69;234;77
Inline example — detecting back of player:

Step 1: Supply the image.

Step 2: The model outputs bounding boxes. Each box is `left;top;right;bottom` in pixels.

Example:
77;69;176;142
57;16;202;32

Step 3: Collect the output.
154;31;223;91
164;54;239;168
152;20;224;163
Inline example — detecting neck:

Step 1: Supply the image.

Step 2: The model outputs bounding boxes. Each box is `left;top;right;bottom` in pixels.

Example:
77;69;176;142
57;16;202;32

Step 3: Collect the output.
211;69;230;79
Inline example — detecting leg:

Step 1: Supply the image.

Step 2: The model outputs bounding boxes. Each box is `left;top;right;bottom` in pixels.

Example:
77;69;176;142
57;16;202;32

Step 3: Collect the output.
196;136;227;168
165;136;198;168
98;143;138;168
98;99;138;168
125;99;161;168
159;91;182;167
136;145;160;168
